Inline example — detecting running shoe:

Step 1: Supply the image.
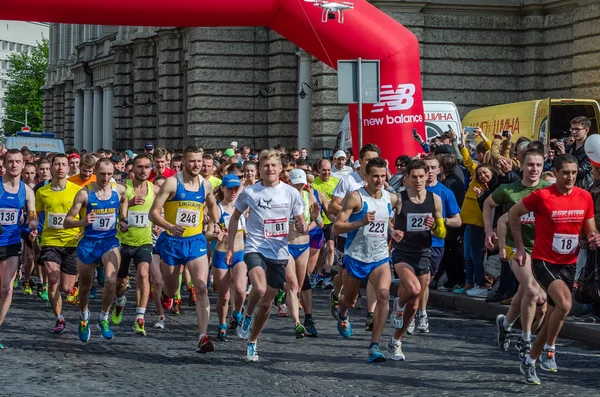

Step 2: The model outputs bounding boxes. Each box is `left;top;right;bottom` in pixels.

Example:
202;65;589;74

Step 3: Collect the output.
304;317;318;337
196;334;214;354
322;277;333;290
315;274;324;287
97;319;115;340
337;311;352;338
277;303;288;317
52;318;66;334
437;283;457;292
0;342;3;350
40;285;48;301
245;341;259;362
13;277;18;289
520;359;541;385
37;283;43;297
275;290;286;306
89;286;97;299
309;273;317;289
406;318;416;335
495;314;511;352
228;311;242;331
217;325;228;342
540;349;558;372
188;287;197;307
133;319;146;336
453;287;467;294
237;314;253;340
111;297;127;325
368;344;387;363
23;281;33;295
161;293;173;311
66;286;79;305
125;279;131;289
466;286;488;298
329;290;339;320
416;315;429;333
386;337;406;361
78;319;91;342
390;298;404;329
171;300;182;315
365;312;374;332
154;315;165;329
294;323;306;339
516;338;532;361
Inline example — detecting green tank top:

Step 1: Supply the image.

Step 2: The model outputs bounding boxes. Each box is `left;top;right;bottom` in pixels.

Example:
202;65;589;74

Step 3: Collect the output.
302;190;310;224
119;179;154;246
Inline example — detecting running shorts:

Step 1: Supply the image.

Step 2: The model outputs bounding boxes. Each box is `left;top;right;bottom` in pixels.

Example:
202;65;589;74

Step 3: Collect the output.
156;233;208;266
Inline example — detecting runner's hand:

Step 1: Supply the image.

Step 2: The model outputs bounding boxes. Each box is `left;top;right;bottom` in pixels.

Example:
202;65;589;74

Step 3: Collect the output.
119;219;129;232
589;232;600;250
514;248;526;267
390;229;404;242
168;224;184;237
424;215;435;229
129;196;145;206
85;211;96;225
363;211;376;225
499;247;507;261
485;229;497;251
29;230;37;242
225;249;234;266
309;202;320;222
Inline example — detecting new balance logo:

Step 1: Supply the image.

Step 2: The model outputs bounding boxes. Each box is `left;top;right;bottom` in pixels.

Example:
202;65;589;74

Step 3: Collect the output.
371;84;416;113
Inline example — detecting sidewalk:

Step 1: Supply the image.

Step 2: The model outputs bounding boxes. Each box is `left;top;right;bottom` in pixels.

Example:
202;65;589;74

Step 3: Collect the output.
427;289;600;348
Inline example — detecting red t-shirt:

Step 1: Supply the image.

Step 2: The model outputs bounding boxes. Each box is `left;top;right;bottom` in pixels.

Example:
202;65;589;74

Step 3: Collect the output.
522;184;594;265
149;167;177;182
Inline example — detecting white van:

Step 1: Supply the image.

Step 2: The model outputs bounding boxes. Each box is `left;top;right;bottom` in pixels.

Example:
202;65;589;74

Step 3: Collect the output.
2;132;65;154
335;100;463;152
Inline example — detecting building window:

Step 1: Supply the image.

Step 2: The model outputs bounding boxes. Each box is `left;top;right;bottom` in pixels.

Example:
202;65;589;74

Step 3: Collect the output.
1;60;6;70
0;41;5;50
9;42;15;51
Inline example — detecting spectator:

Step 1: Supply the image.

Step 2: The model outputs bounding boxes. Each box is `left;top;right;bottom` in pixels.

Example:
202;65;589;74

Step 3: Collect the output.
386;155;409;193
331;150;353;179
557;116;593;190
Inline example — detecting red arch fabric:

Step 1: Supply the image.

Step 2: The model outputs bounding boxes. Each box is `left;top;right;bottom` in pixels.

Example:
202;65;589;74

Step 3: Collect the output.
2;0;425;160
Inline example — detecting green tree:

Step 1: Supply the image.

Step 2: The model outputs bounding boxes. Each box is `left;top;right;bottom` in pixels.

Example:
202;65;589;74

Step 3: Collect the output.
2;38;48;134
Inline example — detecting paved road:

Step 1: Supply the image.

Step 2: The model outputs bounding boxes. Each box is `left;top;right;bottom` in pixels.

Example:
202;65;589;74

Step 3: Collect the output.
1;285;599;396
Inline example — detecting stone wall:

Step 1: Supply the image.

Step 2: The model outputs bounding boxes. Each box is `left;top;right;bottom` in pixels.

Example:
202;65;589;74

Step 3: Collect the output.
112;45;133;149
63;80;74;148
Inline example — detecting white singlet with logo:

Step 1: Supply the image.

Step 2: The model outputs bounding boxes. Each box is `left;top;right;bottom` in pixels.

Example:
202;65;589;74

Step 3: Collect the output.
345;188;392;263
235;182;304;260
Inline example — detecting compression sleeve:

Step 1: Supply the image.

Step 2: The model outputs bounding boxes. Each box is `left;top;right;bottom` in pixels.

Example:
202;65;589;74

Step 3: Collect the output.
432;218;446;239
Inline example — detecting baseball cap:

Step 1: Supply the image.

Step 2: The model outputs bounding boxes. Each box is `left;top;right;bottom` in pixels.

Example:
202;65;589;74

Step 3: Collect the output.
434;144;454;155
224;148;235;157
67;153;80;160
289;168;307;185
144;143;154;150
334;150;347;159
125;150;134;158
111;155;122;163
222;174;241;189
230;141;238;148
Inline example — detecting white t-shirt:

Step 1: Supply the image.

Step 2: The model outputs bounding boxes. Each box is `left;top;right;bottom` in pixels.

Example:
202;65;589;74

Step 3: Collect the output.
235;182;304;260
333;171;365;199
331;165;353;180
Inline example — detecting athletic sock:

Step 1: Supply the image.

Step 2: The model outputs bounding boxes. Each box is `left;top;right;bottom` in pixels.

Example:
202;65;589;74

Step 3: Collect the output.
503;317;512;331
369;342;379;349
116;295;126;306
525;355;536;365
99;311;109;322
57;314;64;320
418;310;427;318
522;332;532;342
80;310;90;321
135;307;146;320
543;343;555;351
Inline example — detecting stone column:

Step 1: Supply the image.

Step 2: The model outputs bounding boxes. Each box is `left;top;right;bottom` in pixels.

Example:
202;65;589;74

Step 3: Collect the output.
157;31;184;149
83;87;93;151
74;90;83;150
102;84;114;150
93;87;104;151
63;80;75;148
297;50;312;154
132;41;157;148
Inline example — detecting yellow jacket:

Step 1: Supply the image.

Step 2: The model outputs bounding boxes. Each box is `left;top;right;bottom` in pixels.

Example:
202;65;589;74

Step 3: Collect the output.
460;141;491;227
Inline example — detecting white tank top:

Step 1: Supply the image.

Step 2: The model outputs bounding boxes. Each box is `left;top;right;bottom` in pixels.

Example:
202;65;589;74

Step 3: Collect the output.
345;188;392;263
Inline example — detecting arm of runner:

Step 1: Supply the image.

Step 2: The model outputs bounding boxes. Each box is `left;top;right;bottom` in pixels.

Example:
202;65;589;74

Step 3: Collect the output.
204;180;223;238
508;201;529;267
225;209;243;265
318;190;333;223
116;184;129;232
148;177;181;235
307;196;321;232
584;216;600;250
497;212;509;261
388;192;403;242
430;194;446;239
332;191;369;235
64;188;91;229
328;196;343;219
483;195;500;250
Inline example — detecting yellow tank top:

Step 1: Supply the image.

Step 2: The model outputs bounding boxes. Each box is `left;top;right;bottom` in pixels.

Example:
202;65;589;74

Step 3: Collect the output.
163;172;206;237
119;179;154;246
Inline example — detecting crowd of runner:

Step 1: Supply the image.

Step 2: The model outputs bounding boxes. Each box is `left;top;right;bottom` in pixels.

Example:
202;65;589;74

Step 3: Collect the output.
0;116;599;385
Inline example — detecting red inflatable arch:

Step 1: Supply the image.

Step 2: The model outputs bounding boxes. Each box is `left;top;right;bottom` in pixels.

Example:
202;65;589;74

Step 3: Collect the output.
3;0;425;160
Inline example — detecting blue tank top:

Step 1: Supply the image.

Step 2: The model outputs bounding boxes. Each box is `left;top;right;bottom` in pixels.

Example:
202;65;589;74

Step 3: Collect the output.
84;185;120;239
308;189;322;238
0;180;27;246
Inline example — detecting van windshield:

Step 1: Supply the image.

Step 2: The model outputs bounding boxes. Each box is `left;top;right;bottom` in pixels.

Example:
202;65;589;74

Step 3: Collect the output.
550;104;599;140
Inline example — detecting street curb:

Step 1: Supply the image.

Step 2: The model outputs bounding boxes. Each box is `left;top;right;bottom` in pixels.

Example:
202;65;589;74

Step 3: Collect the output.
427;290;600;348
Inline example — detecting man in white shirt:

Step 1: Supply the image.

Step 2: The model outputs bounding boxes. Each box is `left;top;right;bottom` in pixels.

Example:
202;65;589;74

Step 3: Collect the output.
331;150;353;179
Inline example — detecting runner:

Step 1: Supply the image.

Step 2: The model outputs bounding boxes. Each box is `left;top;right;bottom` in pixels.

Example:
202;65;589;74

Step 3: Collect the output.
329;144;381;330
312;159;338;289
388;160;446;361
68;154;97;187
207;174;247;341
149;145;222;353
149;176;167;329
483;149;549;358
332;157;397;362
225;149;306;362
111;154;156;336
68;153;80;177
64;158;128;342
509;153;599;385
19;162;37;296
149;147;176;182
0;149;38;349
35;153;82;334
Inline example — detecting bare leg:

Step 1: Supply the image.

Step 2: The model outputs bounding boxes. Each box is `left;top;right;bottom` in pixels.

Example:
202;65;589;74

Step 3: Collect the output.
392;263;421;341
285;256;300;324
0;257;19;327
150;255;165;316
230;262;248;313
213;268;230;325
187;256;210;335
249;287;277;343
368;264;391;343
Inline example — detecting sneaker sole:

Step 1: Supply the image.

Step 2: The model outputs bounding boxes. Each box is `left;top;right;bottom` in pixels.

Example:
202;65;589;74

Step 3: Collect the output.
52;328;66;334
245;355;259;362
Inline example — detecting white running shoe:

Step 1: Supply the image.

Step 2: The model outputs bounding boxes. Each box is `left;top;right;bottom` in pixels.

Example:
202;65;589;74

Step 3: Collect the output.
466;286;489;298
245;341;259;362
406;318;416;335
386;337;406;361
154;315;165;329
389;298;404;329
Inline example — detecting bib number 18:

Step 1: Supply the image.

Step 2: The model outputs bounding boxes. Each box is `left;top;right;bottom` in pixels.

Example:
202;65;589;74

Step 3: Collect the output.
552;233;578;255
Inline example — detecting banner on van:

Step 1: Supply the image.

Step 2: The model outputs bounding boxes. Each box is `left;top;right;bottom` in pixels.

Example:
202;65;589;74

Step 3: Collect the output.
5;136;65;153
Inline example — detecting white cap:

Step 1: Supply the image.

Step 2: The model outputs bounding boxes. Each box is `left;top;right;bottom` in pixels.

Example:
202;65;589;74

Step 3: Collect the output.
289;168;307;185
230;141;238;148
353;160;360;169
334;150;347;159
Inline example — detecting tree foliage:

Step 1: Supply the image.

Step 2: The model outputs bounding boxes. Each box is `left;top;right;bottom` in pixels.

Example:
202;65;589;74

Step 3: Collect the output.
2;38;48;134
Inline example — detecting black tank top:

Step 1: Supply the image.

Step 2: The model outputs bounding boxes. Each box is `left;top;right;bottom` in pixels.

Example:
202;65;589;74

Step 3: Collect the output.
393;190;435;253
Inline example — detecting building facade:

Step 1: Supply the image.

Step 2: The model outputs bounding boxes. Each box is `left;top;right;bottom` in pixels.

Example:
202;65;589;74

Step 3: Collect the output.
0;21;49;130
43;0;600;154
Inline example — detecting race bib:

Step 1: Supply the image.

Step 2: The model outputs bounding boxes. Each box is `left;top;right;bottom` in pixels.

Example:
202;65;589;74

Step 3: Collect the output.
176;208;200;228
264;218;289;238
92;213;116;231
0;208;18;226
128;211;149;228
407;213;431;232
552;233;578;255
47;212;66;229
520;211;535;224
366;218;388;238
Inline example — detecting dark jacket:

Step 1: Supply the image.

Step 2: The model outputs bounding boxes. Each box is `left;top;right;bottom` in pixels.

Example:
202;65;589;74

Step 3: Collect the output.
566;142;593;190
